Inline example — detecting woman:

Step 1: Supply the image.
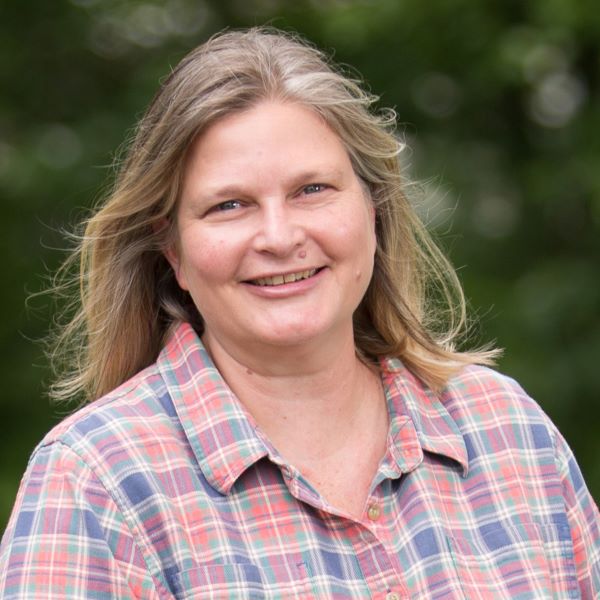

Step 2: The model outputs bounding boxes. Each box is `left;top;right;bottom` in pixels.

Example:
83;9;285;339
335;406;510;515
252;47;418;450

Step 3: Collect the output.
1;28;598;599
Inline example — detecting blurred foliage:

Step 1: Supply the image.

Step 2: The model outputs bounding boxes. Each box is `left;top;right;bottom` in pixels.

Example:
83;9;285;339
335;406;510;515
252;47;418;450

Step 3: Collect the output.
1;0;599;532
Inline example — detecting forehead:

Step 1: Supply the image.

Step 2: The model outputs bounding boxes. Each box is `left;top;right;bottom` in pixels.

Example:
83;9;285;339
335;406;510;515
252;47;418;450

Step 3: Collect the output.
183;101;352;181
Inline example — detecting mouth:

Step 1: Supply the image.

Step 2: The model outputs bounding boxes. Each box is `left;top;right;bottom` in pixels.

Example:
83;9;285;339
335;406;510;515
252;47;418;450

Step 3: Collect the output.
248;268;321;287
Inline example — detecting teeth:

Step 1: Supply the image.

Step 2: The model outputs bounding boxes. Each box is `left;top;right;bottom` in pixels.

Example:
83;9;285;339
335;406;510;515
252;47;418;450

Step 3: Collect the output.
253;269;317;286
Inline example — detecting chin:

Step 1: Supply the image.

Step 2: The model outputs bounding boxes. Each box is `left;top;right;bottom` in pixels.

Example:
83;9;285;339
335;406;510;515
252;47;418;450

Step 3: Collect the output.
254;318;347;350
257;331;321;348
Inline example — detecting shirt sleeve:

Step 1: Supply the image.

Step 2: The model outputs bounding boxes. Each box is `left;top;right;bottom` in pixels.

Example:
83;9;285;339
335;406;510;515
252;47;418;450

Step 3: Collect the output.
555;430;600;598
0;440;160;599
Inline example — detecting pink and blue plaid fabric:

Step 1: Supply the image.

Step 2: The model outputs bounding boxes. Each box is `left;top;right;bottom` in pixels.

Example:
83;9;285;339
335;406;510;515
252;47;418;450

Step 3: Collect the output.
1;322;599;598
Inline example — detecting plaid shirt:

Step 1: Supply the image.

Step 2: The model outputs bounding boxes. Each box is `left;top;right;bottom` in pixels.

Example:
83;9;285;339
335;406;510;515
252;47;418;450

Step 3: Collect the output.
1;322;599;599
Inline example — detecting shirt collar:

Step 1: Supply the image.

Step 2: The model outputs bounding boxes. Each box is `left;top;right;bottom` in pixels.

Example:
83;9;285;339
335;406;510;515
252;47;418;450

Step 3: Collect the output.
157;323;469;496
157;322;269;495
381;357;469;477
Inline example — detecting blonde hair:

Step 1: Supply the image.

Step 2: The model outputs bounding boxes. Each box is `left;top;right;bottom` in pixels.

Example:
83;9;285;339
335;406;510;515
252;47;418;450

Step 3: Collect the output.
50;27;497;403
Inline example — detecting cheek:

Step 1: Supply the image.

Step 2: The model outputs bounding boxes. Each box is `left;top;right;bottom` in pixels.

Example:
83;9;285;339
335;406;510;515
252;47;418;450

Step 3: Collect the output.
322;214;375;287
336;206;377;254
178;234;240;288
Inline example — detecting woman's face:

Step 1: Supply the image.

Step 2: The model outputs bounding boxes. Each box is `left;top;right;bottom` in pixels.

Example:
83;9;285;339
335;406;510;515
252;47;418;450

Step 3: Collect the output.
167;101;376;358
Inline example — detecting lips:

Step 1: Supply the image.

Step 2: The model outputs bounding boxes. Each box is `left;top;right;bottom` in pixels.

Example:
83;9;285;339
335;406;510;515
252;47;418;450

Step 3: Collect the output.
250;268;318;287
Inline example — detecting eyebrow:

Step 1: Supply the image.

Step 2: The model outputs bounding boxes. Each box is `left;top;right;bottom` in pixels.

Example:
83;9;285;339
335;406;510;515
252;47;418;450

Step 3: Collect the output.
203;168;346;200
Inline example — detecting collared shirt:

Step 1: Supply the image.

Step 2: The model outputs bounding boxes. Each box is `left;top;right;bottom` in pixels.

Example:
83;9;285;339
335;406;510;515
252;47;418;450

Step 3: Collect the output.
1;322;599;599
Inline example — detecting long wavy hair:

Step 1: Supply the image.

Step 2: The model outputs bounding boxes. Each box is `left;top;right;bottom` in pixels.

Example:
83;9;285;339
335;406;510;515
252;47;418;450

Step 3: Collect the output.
49;27;498;403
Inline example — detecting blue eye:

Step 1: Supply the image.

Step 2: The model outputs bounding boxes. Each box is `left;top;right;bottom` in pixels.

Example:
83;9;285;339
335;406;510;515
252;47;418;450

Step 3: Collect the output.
214;200;242;211
303;183;327;194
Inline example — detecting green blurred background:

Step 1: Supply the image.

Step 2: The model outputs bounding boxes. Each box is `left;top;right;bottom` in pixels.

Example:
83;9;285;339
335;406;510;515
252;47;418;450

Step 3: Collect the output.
1;0;599;532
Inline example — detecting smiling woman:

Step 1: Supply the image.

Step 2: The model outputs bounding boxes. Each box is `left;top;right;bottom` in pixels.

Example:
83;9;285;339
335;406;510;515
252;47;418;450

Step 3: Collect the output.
1;27;599;599
166;101;377;359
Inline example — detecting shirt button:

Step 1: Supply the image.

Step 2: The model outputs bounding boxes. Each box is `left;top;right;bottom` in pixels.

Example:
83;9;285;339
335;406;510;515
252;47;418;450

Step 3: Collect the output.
367;503;381;521
386;593;400;600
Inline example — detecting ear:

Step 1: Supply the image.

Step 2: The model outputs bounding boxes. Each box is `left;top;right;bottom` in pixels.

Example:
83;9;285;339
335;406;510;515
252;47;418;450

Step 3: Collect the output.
369;203;377;257
359;177;377;233
363;188;377;256
155;218;189;291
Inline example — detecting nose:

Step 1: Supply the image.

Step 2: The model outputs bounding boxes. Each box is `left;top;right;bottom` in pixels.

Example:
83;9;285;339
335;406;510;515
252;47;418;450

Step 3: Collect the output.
252;199;306;256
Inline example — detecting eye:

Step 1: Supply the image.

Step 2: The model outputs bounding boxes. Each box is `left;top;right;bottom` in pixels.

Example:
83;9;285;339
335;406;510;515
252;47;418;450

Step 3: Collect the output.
302;183;328;195
209;199;243;213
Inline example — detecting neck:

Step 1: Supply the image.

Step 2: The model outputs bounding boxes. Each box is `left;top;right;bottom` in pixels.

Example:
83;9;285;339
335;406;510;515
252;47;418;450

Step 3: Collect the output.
204;321;361;378
202;328;385;460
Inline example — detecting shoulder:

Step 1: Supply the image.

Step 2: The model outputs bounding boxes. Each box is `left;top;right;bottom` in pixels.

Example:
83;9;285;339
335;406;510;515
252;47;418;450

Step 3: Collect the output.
31;362;182;483
442;364;558;456
443;364;548;421
445;363;529;399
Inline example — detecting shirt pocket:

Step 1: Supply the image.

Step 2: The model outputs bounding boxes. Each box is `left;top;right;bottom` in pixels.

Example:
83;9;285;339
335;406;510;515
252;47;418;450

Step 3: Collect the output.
173;563;262;599
447;520;579;599
172;558;312;600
